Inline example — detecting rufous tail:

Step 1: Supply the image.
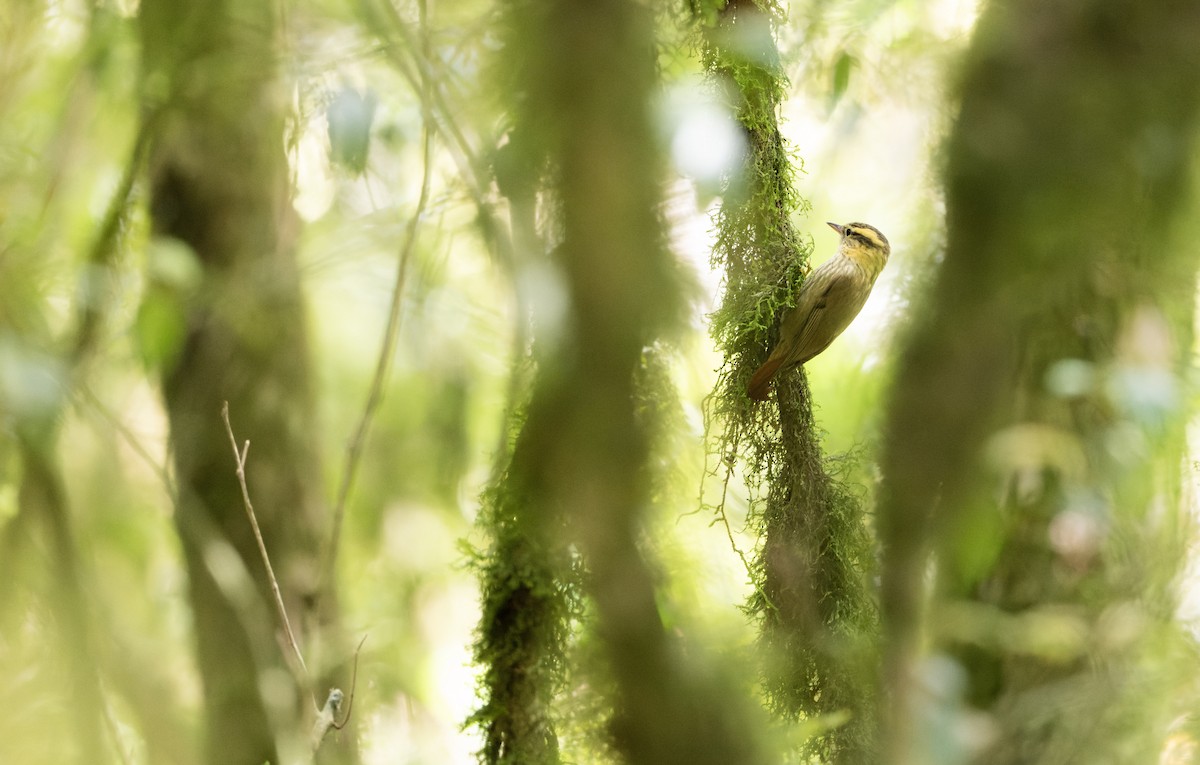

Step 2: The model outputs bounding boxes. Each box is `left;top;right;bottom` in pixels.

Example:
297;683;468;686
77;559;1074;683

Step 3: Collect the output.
747;357;783;401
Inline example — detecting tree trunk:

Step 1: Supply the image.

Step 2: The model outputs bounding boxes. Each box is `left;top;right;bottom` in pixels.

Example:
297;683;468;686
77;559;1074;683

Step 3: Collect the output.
139;3;334;762
694;1;878;759
877;2;1200;762
476;0;768;763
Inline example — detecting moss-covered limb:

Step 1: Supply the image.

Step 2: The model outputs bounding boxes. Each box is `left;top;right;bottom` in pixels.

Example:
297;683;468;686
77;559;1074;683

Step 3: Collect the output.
480;0;768;763
467;18;572;765
469;356;575;765
693;1;879;759
698;0;812;516
755;373;879;757
472;566;565;764
468;348;695;765
876;2;1200;763
469;472;574;765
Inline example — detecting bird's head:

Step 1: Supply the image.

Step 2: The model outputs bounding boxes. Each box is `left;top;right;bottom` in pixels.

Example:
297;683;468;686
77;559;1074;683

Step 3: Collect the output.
827;221;890;272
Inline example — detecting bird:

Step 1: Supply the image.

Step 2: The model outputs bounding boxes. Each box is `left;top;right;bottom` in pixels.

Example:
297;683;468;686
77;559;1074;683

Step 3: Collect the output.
747;221;890;402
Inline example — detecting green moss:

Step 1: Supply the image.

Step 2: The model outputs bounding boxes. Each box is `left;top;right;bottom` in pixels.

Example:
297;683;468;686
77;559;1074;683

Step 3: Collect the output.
467;463;581;765
692;1;879;760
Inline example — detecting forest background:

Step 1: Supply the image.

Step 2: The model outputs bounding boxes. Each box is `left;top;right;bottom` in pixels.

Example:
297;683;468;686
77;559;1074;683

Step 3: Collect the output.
4;1;1200;764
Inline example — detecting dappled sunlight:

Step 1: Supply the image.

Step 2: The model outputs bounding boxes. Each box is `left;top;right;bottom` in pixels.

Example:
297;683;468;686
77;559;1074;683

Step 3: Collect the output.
5;1;1200;764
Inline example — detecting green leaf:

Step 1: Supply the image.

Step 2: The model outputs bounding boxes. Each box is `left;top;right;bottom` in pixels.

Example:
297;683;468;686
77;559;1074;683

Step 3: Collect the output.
328;85;377;175
831;51;856;105
134;286;187;371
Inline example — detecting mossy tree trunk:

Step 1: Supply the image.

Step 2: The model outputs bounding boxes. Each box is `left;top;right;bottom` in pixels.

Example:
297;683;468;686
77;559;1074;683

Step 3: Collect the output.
470;0;767;763
877;2;1200;763
139;3;339;763
470;370;574;764
694;1;878;760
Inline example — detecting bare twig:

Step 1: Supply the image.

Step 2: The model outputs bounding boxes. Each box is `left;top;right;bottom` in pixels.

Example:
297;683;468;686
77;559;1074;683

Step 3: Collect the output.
360;0;518;275
698;396;778;614
322;0;437;591
78;385;176;499
332;634;369;731
221;401;310;686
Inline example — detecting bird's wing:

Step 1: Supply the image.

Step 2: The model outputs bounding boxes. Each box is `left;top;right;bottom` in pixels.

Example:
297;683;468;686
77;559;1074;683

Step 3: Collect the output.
772;264;865;367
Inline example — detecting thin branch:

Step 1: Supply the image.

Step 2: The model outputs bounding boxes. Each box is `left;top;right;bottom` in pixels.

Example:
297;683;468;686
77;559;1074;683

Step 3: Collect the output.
364;0;545;486
360;0;519;275
332;634;369;730
70;112;158;369
370;0;485;187
712;457;778;616
78;385;176;499
17;433;108;764
101;688;135;765
220;401;311;687
321;0;437;591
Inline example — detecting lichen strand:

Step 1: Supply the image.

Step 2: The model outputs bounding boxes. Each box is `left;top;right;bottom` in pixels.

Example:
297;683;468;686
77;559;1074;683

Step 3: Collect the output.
696;1;878;760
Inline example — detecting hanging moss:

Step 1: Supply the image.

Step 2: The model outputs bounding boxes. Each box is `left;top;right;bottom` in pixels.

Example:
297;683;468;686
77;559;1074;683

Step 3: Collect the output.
692;1;879;760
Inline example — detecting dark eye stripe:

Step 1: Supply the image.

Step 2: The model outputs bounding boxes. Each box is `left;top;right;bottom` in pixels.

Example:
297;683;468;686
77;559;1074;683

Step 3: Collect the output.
841;223;889;249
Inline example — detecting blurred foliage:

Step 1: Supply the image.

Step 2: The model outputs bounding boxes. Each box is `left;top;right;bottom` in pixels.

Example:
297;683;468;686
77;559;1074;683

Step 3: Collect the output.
876;2;1200;764
3;1;1200;765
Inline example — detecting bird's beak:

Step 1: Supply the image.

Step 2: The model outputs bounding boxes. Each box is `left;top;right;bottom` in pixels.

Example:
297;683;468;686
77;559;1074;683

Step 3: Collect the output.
826;221;844;235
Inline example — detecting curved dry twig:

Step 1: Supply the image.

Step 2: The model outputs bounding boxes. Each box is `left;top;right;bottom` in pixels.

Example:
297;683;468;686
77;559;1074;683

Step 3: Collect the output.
322;0;437;591
332;634;369;731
